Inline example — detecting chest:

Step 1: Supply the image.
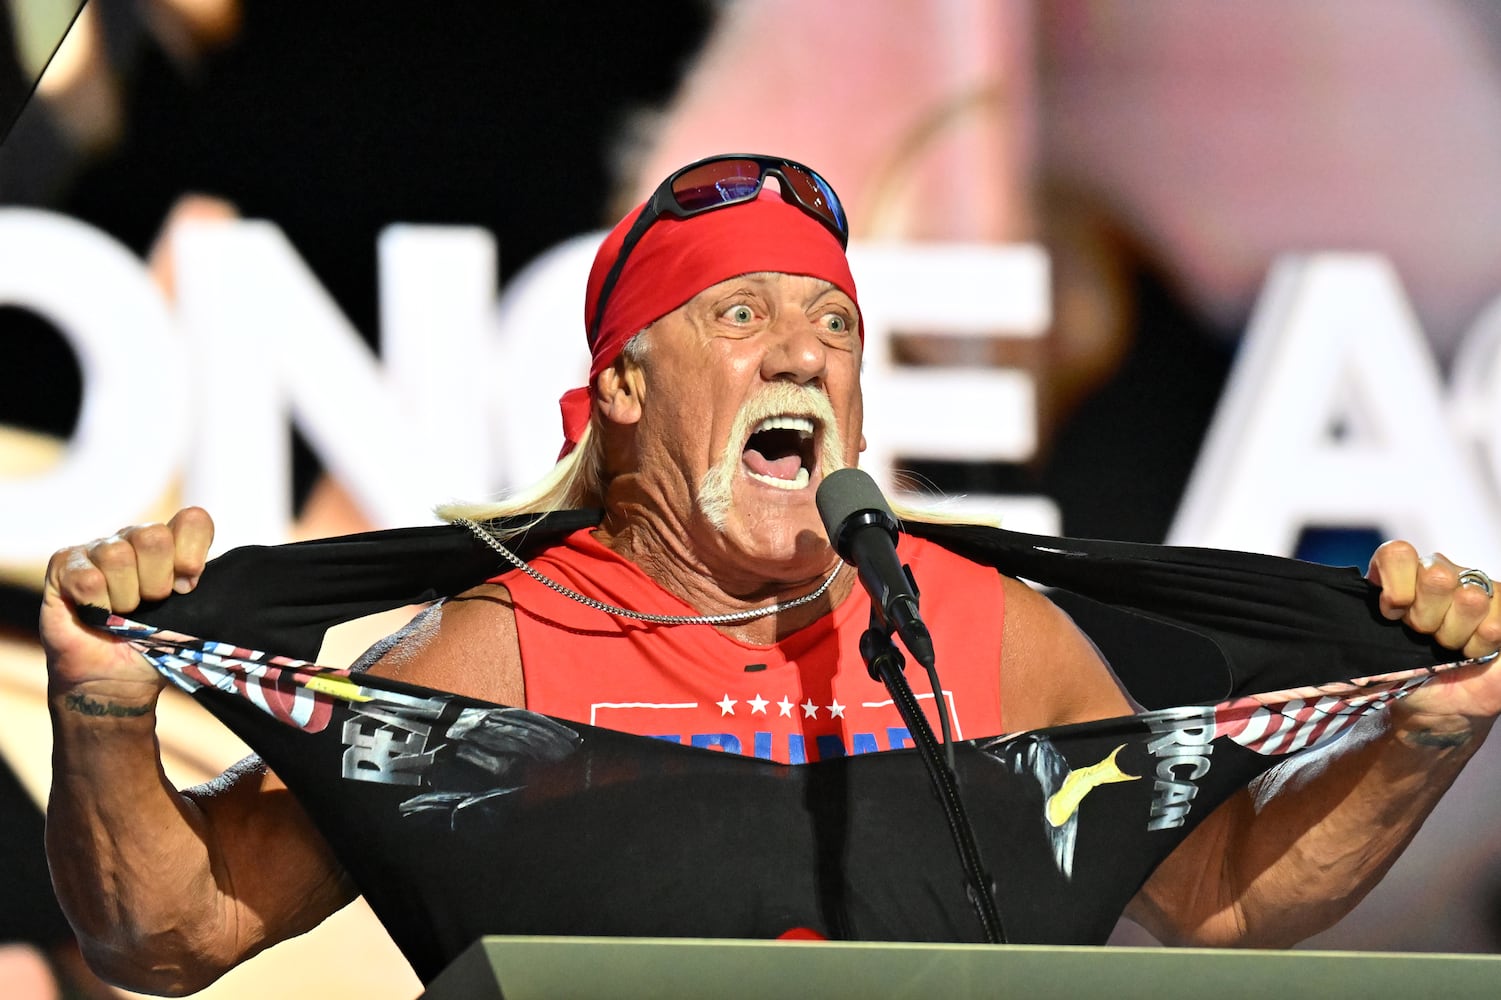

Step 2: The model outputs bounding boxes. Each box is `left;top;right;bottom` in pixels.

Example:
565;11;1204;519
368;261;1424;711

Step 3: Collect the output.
513;570;1005;762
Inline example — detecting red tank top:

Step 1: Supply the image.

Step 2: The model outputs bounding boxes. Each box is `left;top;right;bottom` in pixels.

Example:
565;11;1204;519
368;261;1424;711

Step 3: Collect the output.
499;529;1004;764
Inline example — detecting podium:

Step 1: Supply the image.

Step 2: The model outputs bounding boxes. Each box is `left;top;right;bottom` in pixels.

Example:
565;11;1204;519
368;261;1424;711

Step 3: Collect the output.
420;936;1501;999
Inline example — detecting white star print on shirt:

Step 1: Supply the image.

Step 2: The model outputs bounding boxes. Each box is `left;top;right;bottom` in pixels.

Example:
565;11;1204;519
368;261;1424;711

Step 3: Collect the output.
802;699;819;719
828;699;846;718
777;697;795;718
717;694;737;716
748;694;769;714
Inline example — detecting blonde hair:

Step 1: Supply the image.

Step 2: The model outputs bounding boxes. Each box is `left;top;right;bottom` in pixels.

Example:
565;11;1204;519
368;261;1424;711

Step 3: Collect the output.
434;418;609;533
434;334;649;535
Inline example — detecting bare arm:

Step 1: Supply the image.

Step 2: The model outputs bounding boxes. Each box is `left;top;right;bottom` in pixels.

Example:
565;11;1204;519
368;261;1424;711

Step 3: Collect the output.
998;576;1137;733
999;545;1501;948
42;509;356;995
1129;702;1492;947
1130;543;1501;947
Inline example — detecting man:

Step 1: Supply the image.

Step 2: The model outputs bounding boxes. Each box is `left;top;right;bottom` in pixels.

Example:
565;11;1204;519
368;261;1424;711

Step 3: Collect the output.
40;155;1501;994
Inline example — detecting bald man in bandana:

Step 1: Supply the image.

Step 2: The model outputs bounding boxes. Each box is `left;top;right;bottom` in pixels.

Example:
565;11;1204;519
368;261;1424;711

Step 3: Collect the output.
40;155;1501;994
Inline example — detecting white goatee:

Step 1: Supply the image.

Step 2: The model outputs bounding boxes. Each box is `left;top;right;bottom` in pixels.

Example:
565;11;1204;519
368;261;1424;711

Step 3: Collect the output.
697;382;846;530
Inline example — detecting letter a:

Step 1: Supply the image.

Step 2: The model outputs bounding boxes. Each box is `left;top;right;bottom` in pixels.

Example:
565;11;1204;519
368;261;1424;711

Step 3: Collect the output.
1171;254;1501;566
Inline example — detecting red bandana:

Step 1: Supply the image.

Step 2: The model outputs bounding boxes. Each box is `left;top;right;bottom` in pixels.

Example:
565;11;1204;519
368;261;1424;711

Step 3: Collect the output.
558;194;860;457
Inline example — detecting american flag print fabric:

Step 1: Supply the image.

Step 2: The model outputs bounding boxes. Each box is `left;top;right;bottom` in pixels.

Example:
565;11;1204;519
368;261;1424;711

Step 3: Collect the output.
100;612;357;734
1210;662;1456;756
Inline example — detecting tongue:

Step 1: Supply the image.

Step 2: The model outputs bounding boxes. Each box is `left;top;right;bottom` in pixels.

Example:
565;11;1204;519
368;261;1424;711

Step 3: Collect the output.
743;448;803;481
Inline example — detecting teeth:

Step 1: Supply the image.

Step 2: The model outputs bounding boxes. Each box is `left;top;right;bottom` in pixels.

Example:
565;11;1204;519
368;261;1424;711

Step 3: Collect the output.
753;415;815;437
747;467;811;490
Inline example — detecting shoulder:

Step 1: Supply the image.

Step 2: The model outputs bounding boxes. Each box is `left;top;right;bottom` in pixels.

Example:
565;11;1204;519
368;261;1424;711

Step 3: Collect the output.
901;533;1007;602
998;575;1135;732
356;581;525;707
896;526;1136;730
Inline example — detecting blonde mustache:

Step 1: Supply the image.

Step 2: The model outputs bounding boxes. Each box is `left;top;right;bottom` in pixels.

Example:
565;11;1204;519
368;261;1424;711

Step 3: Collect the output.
698;383;847;530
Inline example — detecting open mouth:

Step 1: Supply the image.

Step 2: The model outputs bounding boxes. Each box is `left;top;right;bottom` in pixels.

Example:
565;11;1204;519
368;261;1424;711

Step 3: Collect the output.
741;415;817;490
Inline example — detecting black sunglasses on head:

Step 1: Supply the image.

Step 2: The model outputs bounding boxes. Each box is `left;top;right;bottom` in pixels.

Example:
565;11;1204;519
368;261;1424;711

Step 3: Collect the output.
588;154;850;347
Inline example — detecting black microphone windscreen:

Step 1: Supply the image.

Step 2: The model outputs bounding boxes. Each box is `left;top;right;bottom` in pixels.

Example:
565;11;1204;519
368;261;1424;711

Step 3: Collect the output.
815;468;894;550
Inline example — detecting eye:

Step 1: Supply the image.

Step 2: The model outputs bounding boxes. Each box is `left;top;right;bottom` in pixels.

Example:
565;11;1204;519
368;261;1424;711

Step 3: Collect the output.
722;303;756;324
822;312;847;334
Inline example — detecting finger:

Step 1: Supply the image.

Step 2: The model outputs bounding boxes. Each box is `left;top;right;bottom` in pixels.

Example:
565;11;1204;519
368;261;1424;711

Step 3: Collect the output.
167;506;214;593
47;546;110;611
1405;552;1462;635
118;522;176;602
85;535;143;613
1462;591;1501;660
1432;576;1493;650
1368;540;1420;621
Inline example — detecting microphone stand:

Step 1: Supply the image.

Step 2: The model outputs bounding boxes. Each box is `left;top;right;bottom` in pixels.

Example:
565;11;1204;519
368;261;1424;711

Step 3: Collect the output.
858;607;1006;945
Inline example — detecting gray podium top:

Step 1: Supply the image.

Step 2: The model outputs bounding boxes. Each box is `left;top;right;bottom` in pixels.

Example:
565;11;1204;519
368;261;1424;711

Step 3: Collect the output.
420;936;1501;1000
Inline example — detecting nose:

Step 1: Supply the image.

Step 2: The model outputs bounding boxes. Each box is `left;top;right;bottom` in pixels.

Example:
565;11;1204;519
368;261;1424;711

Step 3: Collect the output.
760;314;828;385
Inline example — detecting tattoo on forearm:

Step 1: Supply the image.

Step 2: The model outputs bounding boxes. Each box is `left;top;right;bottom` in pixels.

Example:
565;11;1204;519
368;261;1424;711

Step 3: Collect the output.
63;693;151;719
1409;728;1473;749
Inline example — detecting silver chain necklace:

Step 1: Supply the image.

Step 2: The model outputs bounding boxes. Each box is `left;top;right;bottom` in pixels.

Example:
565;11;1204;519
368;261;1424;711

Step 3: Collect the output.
455;517;843;626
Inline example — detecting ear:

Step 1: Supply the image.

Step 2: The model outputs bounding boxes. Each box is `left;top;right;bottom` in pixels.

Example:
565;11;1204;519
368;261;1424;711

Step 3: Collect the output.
595;353;645;427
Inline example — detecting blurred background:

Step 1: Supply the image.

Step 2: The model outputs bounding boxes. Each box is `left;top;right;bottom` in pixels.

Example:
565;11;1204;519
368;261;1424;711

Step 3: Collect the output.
4;1;1501;996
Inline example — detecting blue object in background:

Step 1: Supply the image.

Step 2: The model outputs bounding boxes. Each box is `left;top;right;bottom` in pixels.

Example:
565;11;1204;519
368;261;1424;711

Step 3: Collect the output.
1294;525;1385;570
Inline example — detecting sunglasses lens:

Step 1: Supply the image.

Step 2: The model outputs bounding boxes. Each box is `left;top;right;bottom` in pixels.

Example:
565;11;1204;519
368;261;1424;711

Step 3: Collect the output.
666;157;847;244
776;163;848;239
671;159;765;211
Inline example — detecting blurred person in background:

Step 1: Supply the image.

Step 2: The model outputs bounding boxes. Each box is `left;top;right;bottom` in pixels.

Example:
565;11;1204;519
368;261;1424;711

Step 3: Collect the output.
628;0;1501;544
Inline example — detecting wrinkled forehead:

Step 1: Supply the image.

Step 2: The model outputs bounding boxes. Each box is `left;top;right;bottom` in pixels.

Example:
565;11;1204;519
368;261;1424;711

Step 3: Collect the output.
583;195;860;380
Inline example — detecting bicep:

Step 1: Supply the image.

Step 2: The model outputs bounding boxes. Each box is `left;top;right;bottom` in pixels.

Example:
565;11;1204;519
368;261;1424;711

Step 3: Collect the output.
999;576;1136;732
181;757;357;961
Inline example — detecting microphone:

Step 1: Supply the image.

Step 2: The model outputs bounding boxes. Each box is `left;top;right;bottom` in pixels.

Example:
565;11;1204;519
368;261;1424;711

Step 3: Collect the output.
816;468;936;669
